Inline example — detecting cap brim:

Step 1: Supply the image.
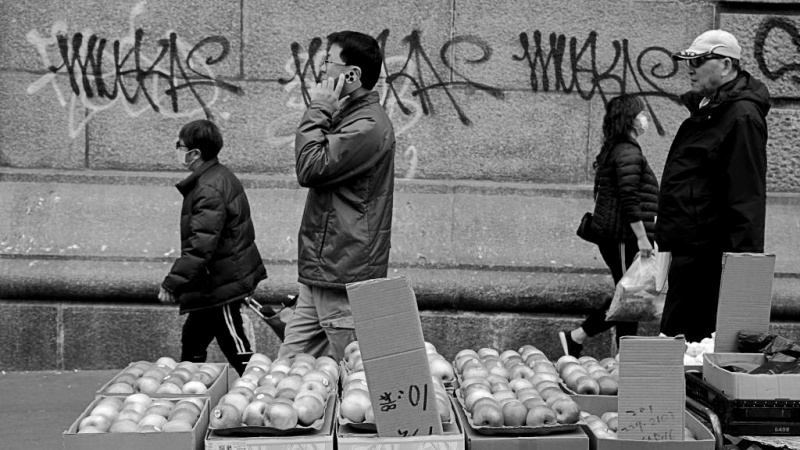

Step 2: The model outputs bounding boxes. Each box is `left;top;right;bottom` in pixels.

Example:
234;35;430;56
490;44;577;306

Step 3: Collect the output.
672;51;707;61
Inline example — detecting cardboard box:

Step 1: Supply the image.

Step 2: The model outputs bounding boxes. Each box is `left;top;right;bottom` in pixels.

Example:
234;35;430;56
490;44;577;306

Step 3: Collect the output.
345;277;443;437
572;395;715;450
62;395;210;450
204;394;337;450
714;253;776;353
455;398;588;450
339;396;464;450
617;337;685;441
703;353;800;400
97;362;229;407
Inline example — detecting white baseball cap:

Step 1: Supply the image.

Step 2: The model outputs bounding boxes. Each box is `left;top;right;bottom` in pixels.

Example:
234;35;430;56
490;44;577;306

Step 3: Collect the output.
673;29;742;60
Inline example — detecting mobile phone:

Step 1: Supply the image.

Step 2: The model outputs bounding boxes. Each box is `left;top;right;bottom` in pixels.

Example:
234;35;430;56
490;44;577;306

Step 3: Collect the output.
339;70;361;96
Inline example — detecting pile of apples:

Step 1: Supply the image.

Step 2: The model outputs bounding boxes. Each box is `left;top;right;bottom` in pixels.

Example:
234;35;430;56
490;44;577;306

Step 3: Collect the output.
339;341;453;424
103;357;222;395
454;345;581;427
555;355;619;395
75;393;204;433
209;352;338;430
581;411;698;440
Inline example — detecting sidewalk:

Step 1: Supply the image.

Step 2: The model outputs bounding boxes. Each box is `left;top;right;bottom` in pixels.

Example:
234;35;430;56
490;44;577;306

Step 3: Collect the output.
0;369;119;450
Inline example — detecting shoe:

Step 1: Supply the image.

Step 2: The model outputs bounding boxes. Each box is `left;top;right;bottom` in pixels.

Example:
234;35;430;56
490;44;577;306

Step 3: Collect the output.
559;330;583;357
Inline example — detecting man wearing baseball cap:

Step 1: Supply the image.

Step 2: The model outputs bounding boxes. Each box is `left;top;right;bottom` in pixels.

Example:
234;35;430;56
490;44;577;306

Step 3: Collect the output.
656;29;770;342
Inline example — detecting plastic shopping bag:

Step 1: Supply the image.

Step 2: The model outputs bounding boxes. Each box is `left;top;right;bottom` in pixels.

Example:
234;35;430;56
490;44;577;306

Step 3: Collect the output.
606;255;665;322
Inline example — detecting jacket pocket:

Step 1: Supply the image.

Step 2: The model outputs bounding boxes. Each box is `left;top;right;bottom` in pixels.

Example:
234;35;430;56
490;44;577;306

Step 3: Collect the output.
316;212;331;259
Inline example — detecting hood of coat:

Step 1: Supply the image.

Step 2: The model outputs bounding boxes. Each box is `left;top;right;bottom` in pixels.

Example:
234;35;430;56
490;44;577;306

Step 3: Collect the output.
680;70;771;118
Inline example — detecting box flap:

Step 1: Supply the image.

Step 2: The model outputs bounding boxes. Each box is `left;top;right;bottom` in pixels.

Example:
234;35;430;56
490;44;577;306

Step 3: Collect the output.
715;253;775;353
618;336;686;441
346;277;442;437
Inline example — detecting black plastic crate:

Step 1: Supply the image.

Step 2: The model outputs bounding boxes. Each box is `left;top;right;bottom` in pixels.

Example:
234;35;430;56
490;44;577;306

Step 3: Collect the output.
686;371;800;436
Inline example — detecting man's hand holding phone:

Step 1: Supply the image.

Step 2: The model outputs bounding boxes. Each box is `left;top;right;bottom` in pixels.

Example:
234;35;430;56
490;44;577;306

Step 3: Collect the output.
309;74;346;110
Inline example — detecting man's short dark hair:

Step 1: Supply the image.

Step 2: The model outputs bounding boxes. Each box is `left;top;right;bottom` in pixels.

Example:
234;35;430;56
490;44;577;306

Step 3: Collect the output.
327;31;383;90
179;120;223;160
730;58;740;72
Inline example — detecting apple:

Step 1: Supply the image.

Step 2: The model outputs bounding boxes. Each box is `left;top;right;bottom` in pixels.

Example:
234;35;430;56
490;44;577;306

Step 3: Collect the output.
105;382;135;394
472;402;504;427
501;400;527;426
242;367;266;383
490;382;511;394
233;377;259;392
428;355;456;382
77;426;104;434
242;400;269;426
249;352;272;365
78;414;112;432
262;372;287;386
177;397;205;411
302;370;333;389
532;361;559;375
344;341;360;360
124;392;152;407
277;375;303;392
154;383;182;395
455;349;480;360
289;365;311;378
424;341;437;354
555;355;580;371
499;350;521;362
189;370;215;388
134;376;161;394
508;377;534;393
143;404;171;419
525;353;551;366
504;356;525;368
545;392;571;407
169;407;199;425
294;394;325;426
464;383;492;399
265;402;299;430
538;386;564;401
530;372;559;386
155;356;177;370
455;356;479;373
561;362;588;379
463;366;490;380
108;419;139;433
343;379;368;395
139;413;168;428
563;370;588;388
598;357;618;370
221;393;250;414
508;364;535;380
162;419;194;432
340;389;372;423
210;403;241;429
574;376;601;395
90;403;120;421
96;396;124;410
181;380;208;395
175;361;199;373
461;377;491;390
478;347;500;358
464;389;494;412
277;388;298;400
535;380;561;392
523;397;548;410
345;371;366;384
492;390;517;402
142;366;168;381
551;398;580;424
526;405;558;426
230;386;256;401
596;376;618;395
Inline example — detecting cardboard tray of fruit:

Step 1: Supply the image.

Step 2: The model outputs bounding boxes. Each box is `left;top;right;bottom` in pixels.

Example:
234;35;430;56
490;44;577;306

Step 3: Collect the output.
209;393;334;436
338;393;456;432
455;390;578;436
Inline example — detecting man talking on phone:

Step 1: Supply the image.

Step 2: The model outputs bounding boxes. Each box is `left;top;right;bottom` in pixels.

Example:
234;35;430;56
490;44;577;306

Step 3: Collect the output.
278;31;396;361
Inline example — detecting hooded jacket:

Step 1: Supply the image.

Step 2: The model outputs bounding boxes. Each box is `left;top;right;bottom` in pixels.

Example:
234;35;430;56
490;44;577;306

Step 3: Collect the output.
162;158;267;313
295;91;396;289
656;70;770;253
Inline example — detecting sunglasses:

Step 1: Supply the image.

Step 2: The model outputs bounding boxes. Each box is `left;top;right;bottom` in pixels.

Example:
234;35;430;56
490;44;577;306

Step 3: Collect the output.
684;54;727;69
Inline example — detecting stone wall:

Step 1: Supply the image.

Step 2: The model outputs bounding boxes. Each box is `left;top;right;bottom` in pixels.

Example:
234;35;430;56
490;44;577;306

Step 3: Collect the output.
1;0;799;370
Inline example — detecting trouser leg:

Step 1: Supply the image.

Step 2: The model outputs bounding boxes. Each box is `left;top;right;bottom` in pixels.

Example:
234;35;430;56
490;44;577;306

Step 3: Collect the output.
314;286;357;362
180;309;216;364
278;283;330;359
213;301;253;376
660;251;722;342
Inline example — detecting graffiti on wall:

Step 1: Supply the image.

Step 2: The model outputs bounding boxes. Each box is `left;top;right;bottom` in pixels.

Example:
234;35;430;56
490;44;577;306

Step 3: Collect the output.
754;17;800;83
26;1;241;138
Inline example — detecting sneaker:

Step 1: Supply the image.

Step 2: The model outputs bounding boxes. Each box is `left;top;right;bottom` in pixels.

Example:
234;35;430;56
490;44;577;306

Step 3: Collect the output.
559;330;583;357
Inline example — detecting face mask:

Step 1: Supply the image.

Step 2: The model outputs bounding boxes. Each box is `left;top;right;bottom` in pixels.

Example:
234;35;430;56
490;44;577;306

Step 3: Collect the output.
176;149;198;167
634;113;649;137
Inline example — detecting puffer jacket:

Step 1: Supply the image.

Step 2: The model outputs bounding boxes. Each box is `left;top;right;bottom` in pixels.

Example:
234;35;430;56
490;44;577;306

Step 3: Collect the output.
656;70;770;253
295;91;396;289
162;158;267;313
592;139;659;242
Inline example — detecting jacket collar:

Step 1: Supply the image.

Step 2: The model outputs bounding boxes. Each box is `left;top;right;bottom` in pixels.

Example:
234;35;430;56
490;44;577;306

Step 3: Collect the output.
336;91;380;119
680;70;769;117
176;157;219;195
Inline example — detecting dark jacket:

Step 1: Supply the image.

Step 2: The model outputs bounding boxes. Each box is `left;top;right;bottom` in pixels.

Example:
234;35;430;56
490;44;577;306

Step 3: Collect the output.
656;71;770;254
162;158;267;313
295;91;396;289
592;139;660;242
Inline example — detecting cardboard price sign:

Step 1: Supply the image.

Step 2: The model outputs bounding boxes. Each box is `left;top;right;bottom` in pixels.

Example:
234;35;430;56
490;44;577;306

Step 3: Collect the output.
714;253;776;353
346;277;443;437
618;336;686;441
